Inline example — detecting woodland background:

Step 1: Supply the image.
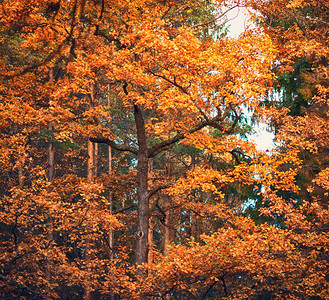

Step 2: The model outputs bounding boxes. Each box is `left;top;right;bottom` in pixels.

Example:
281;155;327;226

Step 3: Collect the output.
0;0;328;299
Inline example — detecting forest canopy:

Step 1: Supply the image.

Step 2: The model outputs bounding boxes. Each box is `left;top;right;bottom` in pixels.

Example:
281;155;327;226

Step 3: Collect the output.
0;0;328;299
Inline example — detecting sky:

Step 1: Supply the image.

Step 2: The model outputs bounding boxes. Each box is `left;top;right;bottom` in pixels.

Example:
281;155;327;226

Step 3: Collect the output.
225;7;275;151
225;6;249;37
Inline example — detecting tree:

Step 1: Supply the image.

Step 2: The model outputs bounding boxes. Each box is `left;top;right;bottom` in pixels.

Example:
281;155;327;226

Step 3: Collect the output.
250;0;329;224
246;0;329;298
1;0;328;299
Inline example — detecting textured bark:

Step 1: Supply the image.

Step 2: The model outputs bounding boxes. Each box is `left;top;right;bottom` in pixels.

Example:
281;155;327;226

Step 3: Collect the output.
148;215;154;266
84;139;94;300
94;143;98;177
163;210;171;254
107;86;115;300
134;104;150;265
190;211;197;239
164;131;171;254
46;69;55;300
87;140;95;181
108;145;114;260
17;133;26;189
148;158;154;266
108;145;116;300
18;165;24;189
48;142;55;181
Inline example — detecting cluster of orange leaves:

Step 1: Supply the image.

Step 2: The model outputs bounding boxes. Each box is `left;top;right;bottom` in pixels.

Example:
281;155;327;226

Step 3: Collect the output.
0;0;328;299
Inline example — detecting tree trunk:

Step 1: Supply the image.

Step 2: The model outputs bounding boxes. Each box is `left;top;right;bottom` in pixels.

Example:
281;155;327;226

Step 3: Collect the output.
84;139;94;300
106;86;115;299
48;143;55;180
46;139;54;300
18;163;24;189
164;210;171;254
148;158;154;266
108;145;114;260
164;136;171;254
46;68;55;300
17;131;25;189
94;142;98;177
148;157;153;267
108;145;116;300
87;140;95;181
190;211;197;240
134;104;149;265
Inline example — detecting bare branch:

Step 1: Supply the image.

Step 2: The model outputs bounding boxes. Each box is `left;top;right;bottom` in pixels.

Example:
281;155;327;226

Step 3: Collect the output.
225;104;240;134
148;111;230;157
201;280;219;300
0;274;42;297
149;70;190;94
148;120;208;157
221;275;228;296
2;42;65;80
148;182;172;199
229;150;241;164
190;4;241;29
89;137;138;155
113;205;137;214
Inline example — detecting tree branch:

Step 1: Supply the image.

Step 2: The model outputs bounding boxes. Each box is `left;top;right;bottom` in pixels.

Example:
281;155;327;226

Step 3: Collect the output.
221;275;228;296
2;1;77;80
94;30;124;49
201;280;218;300
190;4;241;29
0;274;42;297
225;104;240;134
2;42;65;80
148;110;229;158
148;182;172;199
229;150;241;165
89;137;138;155
148;120;209;157
148;70;190;95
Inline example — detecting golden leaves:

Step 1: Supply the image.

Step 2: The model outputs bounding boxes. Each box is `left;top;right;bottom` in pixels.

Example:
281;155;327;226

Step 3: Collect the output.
1;0;328;298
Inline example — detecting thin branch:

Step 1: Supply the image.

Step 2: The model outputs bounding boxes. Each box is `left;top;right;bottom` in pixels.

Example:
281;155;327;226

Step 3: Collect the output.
148;182;172;199
89;137;138;155
190;4;241;29
113;205;136;214
230;148;251;164
12;213;21;246
149;70;190;94
196;105;210;123
292;10;311;40
172;4;190;17
161;285;177;299
148;109;229;158
148;120;209;157
0;274;42;297
102;231;114;251
201;280;218;300
226;104;240;133
99;0;105;21
94;30;124;49
2;42;65;80
221;275;228;296
155;203;186;234
76;203;91;228
2;1;78;80
155;202;167;221
229;150;241;165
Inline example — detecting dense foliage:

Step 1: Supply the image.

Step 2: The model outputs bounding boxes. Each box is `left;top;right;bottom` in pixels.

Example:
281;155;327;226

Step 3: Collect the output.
0;0;328;299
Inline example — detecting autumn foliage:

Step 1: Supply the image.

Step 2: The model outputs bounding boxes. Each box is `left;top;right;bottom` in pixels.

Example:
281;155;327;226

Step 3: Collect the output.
0;0;328;299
